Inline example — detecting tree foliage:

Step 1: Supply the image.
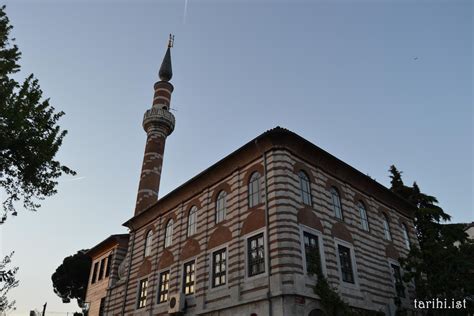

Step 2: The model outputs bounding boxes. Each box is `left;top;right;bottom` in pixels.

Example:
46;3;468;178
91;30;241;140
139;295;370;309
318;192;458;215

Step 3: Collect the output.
389;165;474;314
0;5;75;221
52;250;91;308
0;252;18;312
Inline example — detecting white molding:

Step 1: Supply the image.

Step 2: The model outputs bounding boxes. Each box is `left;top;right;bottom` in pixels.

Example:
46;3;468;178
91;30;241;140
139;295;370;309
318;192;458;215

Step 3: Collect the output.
243;228;268;282
299;224;327;279
334;238;360;290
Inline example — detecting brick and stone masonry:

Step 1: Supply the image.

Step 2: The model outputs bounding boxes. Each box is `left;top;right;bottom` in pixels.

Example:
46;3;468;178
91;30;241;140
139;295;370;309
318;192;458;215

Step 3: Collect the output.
135;36;175;215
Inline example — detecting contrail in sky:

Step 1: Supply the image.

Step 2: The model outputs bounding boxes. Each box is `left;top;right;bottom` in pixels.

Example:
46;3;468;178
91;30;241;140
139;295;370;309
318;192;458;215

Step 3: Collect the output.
183;0;189;24
64;176;86;182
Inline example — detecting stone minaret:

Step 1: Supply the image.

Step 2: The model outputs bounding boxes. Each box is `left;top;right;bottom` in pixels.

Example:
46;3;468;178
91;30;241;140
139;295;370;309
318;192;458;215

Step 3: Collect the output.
134;35;176;215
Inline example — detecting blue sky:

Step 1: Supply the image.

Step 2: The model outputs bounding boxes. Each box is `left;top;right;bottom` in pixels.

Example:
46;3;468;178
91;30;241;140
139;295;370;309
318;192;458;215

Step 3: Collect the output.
1;0;472;314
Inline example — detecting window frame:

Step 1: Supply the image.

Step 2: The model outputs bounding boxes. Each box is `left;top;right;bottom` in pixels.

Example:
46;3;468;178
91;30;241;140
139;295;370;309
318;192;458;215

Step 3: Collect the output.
156;269;170;305
330;187;343;220
136;278;149;309
215;190;227;224
144;230;153;257
164;219;174;248
245;229;268;281
105;253;112;278
248;172;261;208
401;223;410;250
210;247;228;289
187;206;198;237
298;170;312;206
387;259;406;299
334;238;360;289
98;258;106;281
299;225;327;278
357;201;370;232
91;261;99;284
382;213;392;241
182;259;196;296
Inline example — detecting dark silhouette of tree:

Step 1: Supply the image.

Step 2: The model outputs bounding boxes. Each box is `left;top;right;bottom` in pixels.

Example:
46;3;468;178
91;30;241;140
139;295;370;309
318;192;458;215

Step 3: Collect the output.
389;165;474;315
52;250;91;308
0;252;18;312
0;5;75;222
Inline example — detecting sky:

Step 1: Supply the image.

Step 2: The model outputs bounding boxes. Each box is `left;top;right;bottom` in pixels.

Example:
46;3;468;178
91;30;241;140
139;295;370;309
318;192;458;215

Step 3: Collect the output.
0;0;472;314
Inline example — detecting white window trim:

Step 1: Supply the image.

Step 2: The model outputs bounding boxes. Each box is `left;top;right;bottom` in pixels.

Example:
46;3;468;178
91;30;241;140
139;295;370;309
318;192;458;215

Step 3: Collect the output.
207;244;229;292
244;228;268;282
334;238;360;290
181;257;197;296
387;259;408;300
155;267;171;306
299;224;327;278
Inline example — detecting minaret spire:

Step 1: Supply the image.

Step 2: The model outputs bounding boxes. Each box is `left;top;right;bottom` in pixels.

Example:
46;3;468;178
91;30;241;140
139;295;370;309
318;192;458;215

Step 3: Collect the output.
134;36;176;215
158;34;174;82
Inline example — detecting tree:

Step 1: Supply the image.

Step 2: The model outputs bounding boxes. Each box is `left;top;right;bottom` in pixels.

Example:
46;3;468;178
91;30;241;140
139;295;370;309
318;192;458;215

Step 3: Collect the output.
52;250;91;308
0;5;75;222
0;252;18;311
389;165;474;314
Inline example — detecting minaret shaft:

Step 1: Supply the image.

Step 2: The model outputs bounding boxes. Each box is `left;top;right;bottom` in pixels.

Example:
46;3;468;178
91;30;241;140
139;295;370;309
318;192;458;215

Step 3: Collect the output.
134;36;175;215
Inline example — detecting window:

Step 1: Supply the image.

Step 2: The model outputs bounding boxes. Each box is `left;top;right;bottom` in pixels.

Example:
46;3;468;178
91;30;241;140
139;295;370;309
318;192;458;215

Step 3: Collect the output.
303;231;322;275
144;230;153;257
337;244;355;284
401;224;410;249
212;248;227;288
187;206;197;237
157;270;170;303
99;297;105;316
183;260;195;295
383;214;392;241
330;187;343;220
390;264;405;298
164;219;173;248
98;258;106;280
357;202;369;231
91;262;99;284
248;172;261;208
248;233;265;277
137;278;148;309
215;191;227;223
298;171;312;206
105;254;112;277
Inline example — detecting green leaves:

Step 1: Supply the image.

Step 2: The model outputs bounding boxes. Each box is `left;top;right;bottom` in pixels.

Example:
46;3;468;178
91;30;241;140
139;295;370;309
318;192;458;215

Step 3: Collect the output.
390;166;474;313
0;6;75;221
51;250;91;308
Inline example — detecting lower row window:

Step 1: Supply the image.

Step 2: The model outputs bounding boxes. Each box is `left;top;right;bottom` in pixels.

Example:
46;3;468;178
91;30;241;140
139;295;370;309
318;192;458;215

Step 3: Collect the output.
212;248;227;287
137;278;148;309
183;260;195;295
337;244;355;284
248;233;265;277
157;270;170;303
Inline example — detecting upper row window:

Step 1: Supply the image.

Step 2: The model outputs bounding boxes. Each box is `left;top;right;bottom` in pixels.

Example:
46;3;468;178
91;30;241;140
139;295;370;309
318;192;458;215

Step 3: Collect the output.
216;191;227;224
248;172;261;208
298;170;312;206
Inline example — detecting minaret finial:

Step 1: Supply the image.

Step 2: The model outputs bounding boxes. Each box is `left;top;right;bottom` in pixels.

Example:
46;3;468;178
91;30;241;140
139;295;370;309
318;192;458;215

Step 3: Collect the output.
159;35;174;81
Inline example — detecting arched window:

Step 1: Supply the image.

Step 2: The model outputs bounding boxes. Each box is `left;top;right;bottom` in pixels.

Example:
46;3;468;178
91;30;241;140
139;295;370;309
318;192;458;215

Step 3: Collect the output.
357;201;369;231
188;206;197;237
298;170;312;206
330;187;343;219
144;230;153;257
215;191;227;223
382;214;392;241
248;172;261;208
164;220;173;248
401;223;410;249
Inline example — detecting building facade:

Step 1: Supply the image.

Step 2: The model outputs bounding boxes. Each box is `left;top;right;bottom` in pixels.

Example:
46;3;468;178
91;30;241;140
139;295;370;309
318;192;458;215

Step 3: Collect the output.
85;234;129;316
85;38;417;316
